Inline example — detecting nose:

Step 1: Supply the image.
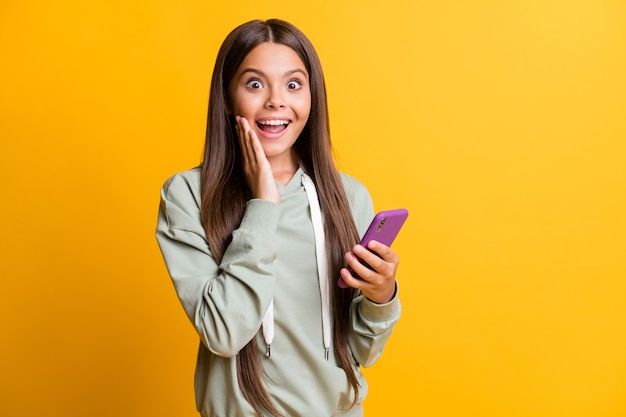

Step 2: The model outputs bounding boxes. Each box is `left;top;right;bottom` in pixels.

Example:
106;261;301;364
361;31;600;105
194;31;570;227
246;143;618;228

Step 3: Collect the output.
265;87;285;109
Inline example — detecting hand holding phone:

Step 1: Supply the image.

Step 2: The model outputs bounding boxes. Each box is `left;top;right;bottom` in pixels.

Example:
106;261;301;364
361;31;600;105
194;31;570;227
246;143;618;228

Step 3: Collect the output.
338;208;409;288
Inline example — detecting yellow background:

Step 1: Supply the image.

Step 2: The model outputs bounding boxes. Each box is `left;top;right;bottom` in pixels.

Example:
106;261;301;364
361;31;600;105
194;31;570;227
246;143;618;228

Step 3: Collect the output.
1;1;625;416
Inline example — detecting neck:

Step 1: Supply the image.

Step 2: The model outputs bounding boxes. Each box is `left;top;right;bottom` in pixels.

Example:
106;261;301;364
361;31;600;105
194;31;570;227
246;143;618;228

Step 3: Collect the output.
272;166;298;185
269;152;299;185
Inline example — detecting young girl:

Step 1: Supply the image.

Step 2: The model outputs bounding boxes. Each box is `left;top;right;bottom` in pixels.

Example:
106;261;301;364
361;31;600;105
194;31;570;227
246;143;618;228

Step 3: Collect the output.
156;19;401;417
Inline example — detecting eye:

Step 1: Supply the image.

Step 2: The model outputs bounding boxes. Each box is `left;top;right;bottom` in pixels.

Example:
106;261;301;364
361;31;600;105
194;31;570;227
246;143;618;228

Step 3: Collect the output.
287;79;302;90
246;79;263;89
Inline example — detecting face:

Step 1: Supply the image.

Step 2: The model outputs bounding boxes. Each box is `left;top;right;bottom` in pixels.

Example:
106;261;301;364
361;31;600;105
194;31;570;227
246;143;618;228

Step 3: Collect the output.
228;42;311;168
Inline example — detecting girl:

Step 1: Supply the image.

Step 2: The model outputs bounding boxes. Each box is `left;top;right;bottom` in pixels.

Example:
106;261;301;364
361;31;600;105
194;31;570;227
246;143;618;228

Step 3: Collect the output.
156;19;401;417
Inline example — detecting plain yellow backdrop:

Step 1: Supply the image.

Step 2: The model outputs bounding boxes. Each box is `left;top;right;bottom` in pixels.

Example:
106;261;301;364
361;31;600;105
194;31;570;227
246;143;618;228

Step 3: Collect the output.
1;1;625;416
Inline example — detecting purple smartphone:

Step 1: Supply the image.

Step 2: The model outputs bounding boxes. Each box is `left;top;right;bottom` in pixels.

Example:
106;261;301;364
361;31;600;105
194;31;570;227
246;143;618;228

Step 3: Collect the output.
338;208;409;288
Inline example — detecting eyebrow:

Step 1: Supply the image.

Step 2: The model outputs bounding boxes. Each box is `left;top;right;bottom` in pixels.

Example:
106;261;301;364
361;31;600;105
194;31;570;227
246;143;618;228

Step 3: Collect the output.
239;68;308;79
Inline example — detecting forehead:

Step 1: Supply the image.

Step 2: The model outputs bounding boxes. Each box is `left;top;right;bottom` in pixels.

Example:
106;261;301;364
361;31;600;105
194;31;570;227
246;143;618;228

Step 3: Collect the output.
237;42;308;75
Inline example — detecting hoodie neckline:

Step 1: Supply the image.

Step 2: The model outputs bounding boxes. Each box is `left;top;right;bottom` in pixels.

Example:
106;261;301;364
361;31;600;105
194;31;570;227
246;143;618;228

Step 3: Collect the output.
275;166;305;193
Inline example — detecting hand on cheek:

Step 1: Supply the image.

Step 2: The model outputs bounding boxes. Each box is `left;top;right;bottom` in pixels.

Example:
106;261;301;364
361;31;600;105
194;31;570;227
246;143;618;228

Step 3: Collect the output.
235;115;280;204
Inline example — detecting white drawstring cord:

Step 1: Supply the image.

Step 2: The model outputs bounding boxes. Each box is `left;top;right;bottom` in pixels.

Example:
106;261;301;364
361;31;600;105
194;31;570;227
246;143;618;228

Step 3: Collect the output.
301;173;331;360
262;299;274;357
261;172;331;360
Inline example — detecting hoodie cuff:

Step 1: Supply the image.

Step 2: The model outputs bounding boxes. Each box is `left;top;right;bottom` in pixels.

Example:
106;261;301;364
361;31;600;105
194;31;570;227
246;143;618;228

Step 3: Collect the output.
359;281;401;322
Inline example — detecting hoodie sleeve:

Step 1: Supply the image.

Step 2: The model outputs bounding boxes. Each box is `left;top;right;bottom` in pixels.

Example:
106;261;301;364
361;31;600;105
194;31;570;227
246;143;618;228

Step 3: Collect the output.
349;290;401;367
340;173;402;367
155;170;280;357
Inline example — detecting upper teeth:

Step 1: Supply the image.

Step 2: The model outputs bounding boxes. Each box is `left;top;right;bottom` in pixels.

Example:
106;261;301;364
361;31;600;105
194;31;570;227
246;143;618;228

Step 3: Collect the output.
259;120;288;126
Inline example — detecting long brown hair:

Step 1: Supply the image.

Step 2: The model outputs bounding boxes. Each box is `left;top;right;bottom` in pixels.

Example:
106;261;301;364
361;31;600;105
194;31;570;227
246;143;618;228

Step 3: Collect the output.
200;19;361;416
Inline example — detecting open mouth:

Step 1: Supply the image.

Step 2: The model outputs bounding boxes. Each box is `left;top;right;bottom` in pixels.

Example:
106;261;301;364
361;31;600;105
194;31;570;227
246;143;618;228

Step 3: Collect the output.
257;119;291;133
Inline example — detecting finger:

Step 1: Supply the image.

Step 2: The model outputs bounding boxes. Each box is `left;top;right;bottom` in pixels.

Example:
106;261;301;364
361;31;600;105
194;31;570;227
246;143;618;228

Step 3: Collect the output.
236;116;255;166
351;243;399;284
365;240;394;259
239;117;268;168
235;116;246;157
352;245;386;276
362;241;399;269
344;250;377;283
339;267;369;290
246;125;266;165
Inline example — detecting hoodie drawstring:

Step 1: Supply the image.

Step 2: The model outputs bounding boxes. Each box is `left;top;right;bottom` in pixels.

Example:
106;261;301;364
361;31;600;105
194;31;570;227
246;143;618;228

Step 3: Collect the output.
261;173;331;360
262;299;274;357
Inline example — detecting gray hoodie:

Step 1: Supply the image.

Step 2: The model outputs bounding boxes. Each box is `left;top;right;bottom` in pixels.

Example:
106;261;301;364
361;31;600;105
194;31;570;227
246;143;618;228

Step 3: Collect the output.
156;166;401;416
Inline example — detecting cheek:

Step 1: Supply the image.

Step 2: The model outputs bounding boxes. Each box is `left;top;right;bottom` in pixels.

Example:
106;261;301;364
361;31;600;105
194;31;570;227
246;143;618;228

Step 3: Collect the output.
231;93;261;117
296;96;312;119
228;86;248;115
